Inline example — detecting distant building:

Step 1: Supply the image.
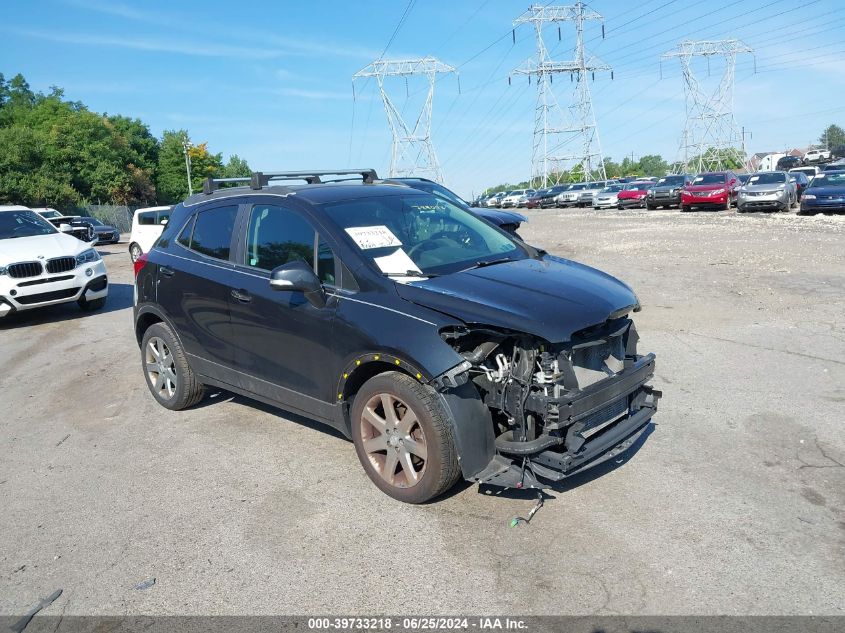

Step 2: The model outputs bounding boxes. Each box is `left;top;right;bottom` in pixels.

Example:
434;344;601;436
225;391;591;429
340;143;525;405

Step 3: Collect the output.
745;148;815;172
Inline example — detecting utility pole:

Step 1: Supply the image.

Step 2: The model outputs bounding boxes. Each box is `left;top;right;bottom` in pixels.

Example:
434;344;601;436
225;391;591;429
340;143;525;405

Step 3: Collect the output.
512;2;611;187
353;57;457;182
662;39;753;174
181;134;193;196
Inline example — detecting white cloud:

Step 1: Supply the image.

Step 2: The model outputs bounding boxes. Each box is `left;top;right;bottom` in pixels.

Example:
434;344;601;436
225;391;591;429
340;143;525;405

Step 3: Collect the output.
12;28;285;59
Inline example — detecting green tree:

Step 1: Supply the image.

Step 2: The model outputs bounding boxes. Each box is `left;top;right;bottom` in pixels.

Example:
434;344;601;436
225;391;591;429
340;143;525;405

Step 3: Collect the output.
156;131;223;203
820;124;845;149
637;154;669;177
156;130;192;204
0;74;158;207
223;154;251;178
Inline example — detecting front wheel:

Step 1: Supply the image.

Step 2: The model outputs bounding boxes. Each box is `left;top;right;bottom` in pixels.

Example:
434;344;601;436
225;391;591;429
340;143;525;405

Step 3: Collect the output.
681;205;691;212
351;372;460;504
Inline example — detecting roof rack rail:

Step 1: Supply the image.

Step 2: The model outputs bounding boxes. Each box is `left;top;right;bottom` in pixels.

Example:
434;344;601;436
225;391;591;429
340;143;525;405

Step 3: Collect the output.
250;169;378;189
202;177;251;195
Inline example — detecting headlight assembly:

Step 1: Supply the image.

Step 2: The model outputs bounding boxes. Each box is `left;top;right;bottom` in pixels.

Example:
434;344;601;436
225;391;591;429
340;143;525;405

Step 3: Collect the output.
76;248;100;265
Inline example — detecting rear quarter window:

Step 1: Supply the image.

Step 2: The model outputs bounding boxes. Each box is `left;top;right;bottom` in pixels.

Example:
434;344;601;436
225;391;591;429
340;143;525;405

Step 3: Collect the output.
184;206;239;260
137;211;157;226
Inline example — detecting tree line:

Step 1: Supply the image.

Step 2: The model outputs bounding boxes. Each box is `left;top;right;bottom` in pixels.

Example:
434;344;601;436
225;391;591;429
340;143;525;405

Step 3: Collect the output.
0;72;250;211
482;125;844;195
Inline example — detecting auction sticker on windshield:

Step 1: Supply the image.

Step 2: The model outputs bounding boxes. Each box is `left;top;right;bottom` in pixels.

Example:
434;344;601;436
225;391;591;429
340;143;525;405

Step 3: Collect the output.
345;226;402;250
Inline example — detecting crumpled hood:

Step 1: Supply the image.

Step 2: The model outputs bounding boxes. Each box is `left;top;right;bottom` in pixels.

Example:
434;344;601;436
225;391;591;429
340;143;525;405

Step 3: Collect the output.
473;208;528;225
396;255;639;343
0;232;88;266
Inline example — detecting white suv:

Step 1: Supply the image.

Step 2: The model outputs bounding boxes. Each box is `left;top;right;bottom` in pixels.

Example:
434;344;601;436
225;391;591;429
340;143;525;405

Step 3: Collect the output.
500;189;535;208
0;206;108;318
129;206;172;262
803;149;831;165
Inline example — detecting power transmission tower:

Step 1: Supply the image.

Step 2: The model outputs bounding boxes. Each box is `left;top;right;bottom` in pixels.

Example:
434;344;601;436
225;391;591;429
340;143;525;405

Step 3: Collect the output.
512;2;610;187
662;39;753;174
353;57;457;182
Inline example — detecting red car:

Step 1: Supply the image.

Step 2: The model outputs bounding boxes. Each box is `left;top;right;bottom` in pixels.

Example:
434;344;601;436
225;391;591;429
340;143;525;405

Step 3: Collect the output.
681;171;739;211
617;182;652;209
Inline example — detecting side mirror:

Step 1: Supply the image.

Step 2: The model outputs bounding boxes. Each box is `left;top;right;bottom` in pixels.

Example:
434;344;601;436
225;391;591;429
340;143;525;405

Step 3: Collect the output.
59;223;73;233
269;260;326;309
160;218;168;225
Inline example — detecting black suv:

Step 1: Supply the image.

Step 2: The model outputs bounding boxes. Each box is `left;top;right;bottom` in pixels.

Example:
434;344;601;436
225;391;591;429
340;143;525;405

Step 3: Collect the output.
776;155;802;171
133;169;660;503
646;174;693;209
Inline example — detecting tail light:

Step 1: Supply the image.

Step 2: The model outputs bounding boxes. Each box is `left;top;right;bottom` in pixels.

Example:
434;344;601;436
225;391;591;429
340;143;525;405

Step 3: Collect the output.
133;252;148;278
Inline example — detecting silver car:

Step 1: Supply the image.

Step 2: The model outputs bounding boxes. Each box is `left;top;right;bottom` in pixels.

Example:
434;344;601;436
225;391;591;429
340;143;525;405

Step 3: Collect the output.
737;171;797;213
593;184;625;209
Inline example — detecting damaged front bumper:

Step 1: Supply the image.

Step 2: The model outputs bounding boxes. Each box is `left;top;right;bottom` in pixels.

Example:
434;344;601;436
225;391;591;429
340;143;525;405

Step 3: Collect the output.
473;354;660;489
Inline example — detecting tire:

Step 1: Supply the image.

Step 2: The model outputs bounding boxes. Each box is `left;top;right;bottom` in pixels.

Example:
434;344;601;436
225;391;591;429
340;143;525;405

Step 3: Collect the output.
646;203;655;210
681;205;691;212
129;243;142;262
78;296;106;311
140;322;205;411
350;371;461;504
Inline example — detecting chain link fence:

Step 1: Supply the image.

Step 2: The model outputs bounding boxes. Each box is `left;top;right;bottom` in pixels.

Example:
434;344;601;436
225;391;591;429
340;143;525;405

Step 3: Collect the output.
75;204;134;234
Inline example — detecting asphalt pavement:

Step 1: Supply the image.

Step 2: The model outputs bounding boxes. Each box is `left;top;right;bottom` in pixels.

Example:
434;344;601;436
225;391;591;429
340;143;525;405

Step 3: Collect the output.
1;207;843;616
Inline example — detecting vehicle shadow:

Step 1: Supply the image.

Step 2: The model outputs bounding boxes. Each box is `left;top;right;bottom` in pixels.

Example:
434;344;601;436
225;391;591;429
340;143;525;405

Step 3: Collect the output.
0;282;135;329
205;389;349;441
477;422;656;501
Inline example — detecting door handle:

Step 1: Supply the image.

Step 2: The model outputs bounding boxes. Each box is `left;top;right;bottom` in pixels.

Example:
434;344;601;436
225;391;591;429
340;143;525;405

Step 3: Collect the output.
159;266;175;278
231;289;252;303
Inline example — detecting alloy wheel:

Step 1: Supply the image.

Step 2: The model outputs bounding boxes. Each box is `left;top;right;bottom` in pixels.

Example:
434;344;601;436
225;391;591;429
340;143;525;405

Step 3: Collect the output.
145;336;177;400
360;393;427;488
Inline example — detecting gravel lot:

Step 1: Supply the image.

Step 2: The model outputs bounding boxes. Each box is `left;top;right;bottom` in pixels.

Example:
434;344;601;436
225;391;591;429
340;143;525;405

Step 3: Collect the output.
1;207;843;616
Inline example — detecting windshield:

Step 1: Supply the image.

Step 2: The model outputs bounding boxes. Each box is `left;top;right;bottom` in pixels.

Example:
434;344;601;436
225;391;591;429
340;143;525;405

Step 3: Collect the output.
323;194;525;277
810;173;845;187
693;174;727;185
37;210;63;219
0;210;58;239
624;182;650;191
601;185;624;193
656;176;686;186
83;217;105;226
747;173;786;185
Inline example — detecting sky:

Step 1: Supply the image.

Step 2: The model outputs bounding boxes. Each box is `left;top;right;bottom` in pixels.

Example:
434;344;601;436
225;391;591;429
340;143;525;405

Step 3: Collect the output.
3;0;845;198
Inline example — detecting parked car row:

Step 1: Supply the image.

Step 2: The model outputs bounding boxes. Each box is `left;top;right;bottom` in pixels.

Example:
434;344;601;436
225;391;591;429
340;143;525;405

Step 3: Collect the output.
474;166;843;215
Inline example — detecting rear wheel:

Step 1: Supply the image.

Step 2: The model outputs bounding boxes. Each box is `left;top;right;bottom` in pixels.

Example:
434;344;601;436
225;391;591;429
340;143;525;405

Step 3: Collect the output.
141;322;204;410
129;243;142;262
351;372;460;504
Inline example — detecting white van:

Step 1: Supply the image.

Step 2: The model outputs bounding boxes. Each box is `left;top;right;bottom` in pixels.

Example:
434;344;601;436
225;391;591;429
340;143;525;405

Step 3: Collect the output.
129;206;171;262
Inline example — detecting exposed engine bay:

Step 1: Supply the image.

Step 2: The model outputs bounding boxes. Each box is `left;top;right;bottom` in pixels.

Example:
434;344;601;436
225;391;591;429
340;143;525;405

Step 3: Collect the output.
438;316;661;489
